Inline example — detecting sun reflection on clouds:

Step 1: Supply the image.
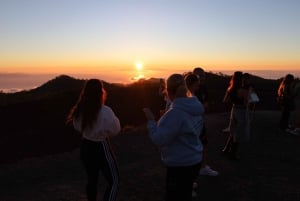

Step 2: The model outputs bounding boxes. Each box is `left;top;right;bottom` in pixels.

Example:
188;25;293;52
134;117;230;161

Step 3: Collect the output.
132;74;145;81
132;61;145;81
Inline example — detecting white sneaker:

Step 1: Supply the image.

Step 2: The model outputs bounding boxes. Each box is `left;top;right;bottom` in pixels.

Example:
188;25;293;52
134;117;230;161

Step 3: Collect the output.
199;165;219;176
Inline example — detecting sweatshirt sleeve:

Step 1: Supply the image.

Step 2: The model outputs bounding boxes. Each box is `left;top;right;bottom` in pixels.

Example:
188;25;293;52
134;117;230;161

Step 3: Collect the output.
101;106;121;137
147;110;183;146
73;116;82;132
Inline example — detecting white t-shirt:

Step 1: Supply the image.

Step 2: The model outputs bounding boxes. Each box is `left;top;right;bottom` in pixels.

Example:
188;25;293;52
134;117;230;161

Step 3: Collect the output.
73;105;121;141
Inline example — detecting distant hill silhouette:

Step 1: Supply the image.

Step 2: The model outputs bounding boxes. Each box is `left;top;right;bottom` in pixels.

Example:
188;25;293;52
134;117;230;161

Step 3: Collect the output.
0;72;282;164
34;75;84;93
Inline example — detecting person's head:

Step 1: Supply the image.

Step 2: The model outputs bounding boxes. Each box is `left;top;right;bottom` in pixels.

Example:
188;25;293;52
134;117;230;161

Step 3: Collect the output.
193;67;205;84
67;79;106;130
243;73;250;80
229;71;243;90
283;74;294;85
81;79;106;102
278;74;295;96
167;74;188;101
243;73;251;87
185;73;199;96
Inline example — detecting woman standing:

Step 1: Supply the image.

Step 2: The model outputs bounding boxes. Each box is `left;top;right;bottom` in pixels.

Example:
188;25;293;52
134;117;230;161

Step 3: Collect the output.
222;71;249;160
143;74;204;201
291;80;300;135
277;74;295;132
67;79;121;201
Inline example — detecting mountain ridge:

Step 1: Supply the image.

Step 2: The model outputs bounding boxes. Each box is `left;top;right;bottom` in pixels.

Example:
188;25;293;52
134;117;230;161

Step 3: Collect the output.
0;72;282;164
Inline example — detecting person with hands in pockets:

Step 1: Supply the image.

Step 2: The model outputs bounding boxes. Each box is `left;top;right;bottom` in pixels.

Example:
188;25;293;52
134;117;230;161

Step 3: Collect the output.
143;73;204;201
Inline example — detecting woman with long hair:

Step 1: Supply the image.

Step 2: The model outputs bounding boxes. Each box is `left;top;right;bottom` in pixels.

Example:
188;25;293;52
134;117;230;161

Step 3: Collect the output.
222;71;249;160
67;79;121;201
277;74;295;132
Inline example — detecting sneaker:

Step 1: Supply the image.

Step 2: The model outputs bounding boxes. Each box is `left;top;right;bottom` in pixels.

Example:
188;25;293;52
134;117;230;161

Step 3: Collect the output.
192;190;197;198
199;165;219;176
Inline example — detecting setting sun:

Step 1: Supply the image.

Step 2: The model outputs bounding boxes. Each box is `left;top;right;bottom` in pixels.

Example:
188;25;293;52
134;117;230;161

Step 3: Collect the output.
135;62;143;71
1;1;300;87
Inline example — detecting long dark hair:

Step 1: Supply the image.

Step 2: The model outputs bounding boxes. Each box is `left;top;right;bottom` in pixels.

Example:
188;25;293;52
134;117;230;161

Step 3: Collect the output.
228;71;243;92
278;74;294;97
67;79;105;131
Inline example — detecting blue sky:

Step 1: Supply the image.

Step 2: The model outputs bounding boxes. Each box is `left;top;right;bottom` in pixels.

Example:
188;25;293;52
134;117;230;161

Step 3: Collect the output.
0;0;300;82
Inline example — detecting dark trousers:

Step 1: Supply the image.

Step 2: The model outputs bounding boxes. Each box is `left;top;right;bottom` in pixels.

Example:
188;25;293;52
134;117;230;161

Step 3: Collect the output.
280;106;291;130
80;139;119;201
165;163;201;201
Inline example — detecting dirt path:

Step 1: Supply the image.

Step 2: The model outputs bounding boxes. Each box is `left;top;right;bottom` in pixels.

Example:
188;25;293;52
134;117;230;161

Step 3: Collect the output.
1;111;299;201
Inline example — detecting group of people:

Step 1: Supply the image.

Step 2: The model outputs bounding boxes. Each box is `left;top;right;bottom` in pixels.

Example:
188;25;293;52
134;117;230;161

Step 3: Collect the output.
277;74;300;135
66;69;299;201
153;67;219;200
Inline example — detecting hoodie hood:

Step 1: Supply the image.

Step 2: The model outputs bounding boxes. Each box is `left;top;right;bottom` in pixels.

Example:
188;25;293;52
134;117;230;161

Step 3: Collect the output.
171;96;204;116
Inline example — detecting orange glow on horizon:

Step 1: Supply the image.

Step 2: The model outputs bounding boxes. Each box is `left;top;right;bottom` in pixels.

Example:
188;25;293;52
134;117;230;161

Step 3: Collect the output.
0;58;299;75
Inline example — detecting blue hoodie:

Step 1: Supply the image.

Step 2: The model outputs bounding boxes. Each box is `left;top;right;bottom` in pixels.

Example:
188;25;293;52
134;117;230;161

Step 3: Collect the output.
147;96;204;166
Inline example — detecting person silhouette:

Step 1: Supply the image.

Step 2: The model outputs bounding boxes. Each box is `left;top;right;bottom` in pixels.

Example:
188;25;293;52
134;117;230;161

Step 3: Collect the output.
222;71;249;160
143;73;203;201
290;80;300;135
67;79;121;201
277;74;295;132
193;67;218;176
158;78;171;115
243;73;259;141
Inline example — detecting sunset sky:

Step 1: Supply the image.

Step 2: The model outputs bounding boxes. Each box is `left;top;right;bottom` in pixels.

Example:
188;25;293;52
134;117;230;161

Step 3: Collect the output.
1;0;300;83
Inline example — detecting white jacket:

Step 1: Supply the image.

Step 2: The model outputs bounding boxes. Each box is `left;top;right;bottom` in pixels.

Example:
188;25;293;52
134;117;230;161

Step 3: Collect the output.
73;105;121;141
